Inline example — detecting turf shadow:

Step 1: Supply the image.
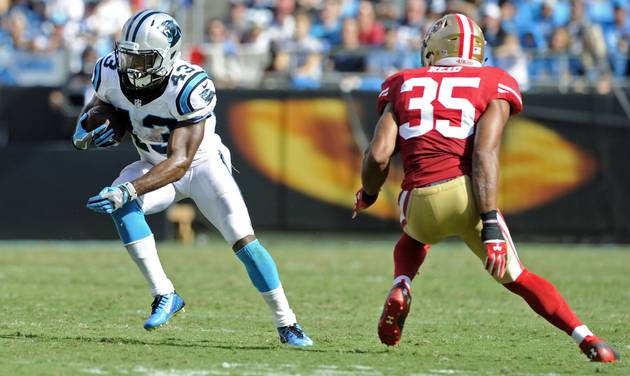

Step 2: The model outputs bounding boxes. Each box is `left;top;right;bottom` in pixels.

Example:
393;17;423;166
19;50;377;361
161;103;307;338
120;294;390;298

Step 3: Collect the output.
0;332;390;354
0;332;274;351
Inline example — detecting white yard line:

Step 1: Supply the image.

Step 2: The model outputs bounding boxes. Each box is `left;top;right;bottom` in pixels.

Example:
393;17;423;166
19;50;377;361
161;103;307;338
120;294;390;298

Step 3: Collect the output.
80;368;108;375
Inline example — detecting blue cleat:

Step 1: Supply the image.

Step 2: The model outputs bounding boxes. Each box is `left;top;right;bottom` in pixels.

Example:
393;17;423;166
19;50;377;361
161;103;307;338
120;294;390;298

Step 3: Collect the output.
277;323;313;346
143;291;186;331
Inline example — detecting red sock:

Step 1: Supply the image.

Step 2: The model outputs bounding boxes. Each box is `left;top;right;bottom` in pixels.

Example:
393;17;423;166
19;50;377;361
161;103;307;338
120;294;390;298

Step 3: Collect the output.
393;233;430;281
504;270;582;335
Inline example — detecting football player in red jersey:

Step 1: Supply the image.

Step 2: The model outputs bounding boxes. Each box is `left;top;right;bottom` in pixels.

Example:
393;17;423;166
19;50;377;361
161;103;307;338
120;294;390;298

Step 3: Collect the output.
353;13;619;362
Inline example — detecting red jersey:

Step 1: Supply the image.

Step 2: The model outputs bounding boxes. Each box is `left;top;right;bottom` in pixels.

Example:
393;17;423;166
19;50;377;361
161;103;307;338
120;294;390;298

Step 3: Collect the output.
377;65;523;190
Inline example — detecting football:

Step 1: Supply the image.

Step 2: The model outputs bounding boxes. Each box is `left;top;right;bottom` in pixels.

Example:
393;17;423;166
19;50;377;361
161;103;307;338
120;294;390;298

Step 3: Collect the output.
83;104;127;142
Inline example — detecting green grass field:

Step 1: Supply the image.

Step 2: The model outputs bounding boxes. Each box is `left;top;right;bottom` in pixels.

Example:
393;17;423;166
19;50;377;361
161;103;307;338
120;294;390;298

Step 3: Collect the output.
0;234;628;375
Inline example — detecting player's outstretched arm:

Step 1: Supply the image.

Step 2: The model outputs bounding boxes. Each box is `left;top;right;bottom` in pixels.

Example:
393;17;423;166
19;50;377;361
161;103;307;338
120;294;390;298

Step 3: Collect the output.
353;102;398;218
472;98;511;278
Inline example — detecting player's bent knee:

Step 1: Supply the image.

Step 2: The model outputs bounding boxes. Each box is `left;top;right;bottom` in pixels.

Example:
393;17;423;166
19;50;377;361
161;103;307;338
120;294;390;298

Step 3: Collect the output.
111;200;152;245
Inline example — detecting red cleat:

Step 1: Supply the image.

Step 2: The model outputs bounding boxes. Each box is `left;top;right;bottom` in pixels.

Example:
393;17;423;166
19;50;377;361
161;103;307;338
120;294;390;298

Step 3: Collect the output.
378;280;412;346
579;335;620;362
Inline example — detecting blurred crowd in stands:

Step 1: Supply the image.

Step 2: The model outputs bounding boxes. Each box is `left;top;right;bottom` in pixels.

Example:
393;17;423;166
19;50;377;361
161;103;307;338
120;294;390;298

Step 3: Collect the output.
193;0;630;92
1;0;629;93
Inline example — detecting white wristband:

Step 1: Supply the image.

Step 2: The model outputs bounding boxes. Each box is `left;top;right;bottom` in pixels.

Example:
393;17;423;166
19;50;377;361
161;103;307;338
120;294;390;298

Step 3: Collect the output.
119;182;138;201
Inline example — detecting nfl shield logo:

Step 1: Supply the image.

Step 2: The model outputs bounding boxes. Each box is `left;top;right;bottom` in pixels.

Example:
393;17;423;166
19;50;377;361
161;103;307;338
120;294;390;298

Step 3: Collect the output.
134;99;142;108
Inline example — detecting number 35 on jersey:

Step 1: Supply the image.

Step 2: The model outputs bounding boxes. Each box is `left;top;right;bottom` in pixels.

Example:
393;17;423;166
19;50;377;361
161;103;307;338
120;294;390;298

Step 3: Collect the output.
378;65;522;141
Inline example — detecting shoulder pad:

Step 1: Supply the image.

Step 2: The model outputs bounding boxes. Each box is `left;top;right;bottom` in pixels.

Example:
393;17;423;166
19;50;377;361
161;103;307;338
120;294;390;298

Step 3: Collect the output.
377;71;405;114
174;70;216;117
91;52;117;100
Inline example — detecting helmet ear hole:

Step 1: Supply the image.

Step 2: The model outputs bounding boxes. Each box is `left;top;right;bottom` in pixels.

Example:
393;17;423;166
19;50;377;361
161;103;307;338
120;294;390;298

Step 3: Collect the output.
424;51;433;65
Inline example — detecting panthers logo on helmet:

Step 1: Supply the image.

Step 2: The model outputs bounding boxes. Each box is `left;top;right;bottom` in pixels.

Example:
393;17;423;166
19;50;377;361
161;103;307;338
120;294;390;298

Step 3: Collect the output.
158;19;181;48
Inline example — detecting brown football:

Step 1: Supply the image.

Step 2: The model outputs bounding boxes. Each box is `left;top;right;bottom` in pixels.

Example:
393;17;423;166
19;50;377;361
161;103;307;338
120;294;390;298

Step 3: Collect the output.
83;104;127;142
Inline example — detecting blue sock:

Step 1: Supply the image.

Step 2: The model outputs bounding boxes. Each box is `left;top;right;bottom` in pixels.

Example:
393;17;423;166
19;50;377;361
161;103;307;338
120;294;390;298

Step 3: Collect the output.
111;201;153;244
235;240;280;293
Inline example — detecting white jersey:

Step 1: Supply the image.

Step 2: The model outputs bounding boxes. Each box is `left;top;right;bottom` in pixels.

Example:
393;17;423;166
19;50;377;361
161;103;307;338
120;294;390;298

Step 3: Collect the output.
91;52;217;166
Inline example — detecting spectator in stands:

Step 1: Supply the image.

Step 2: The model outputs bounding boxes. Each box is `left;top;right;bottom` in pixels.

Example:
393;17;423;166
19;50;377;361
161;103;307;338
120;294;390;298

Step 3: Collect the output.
374;0;402;28
242;19;271;54
226;0;251;42
498;0;518;35
206;18;238;55
236;20;273;86
397;0;428;50
331;17;366;72
311;0;342;46
493;34;530;90
367;26;413;78
6;8;32;50
204;18;242;87
604;5;630;76
538;1;556;48
356;0;384;46
274;11;324;88
49;45;96;115
537;27;583;83
481;3;507;49
0;0;625;90
567;0;609;84
266;0;296;45
34;16;65;52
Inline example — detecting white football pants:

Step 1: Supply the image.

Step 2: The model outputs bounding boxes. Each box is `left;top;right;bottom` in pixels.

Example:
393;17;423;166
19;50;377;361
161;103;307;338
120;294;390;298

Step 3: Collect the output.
112;145;254;245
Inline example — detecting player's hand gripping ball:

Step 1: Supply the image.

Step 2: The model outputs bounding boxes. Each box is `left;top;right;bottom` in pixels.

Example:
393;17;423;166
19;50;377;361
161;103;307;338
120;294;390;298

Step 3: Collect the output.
73;104;126;149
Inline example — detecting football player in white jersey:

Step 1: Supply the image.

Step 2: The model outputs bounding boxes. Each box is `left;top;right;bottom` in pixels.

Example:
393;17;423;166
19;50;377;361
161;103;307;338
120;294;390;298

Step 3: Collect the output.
72;10;312;346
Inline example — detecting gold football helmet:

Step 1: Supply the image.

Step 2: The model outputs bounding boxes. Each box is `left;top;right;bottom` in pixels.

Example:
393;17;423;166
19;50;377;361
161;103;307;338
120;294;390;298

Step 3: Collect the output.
422;13;485;67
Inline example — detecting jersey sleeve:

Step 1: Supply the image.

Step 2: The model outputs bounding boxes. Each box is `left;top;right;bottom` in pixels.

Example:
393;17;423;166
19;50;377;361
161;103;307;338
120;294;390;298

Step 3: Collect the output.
173;71;216;123
493;70;523;115
90;54;112;103
376;72;401;115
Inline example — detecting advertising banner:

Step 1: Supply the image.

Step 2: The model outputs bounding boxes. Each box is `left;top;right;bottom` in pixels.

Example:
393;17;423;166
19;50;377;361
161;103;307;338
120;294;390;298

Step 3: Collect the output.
0;88;628;241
